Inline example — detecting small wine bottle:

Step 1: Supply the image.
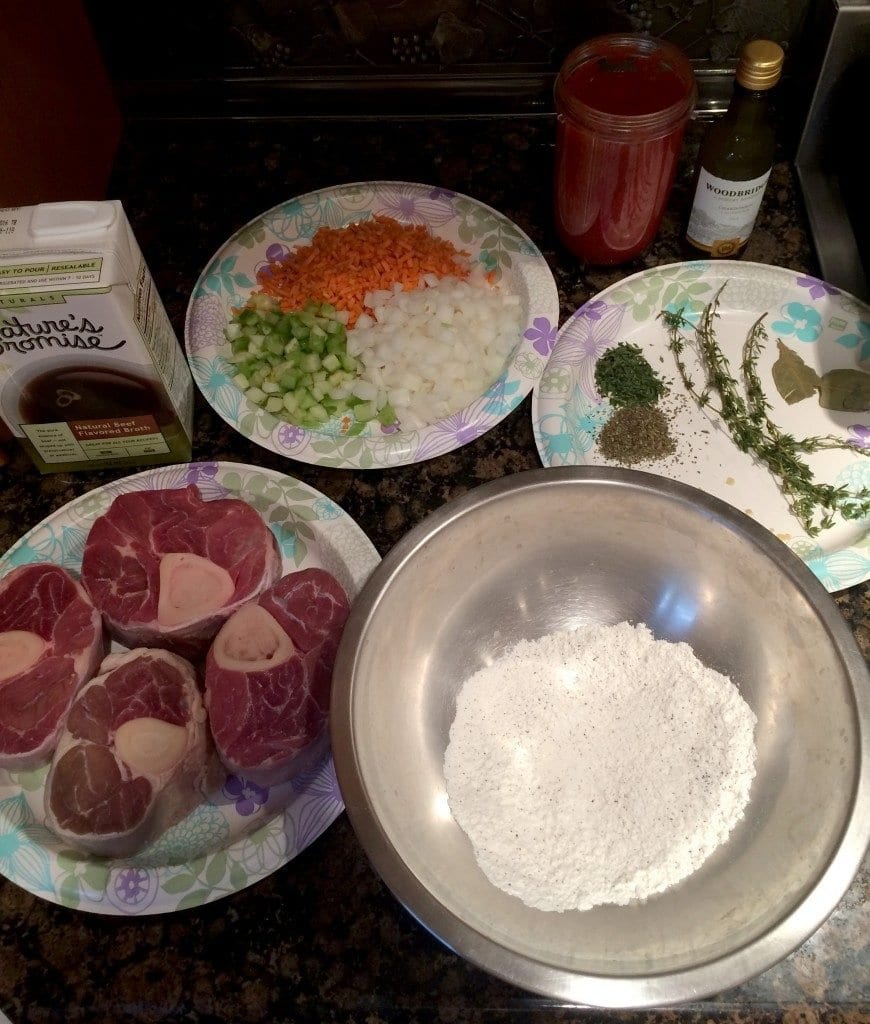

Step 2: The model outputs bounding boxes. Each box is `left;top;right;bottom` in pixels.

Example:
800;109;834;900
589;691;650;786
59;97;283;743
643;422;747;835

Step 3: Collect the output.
685;39;785;257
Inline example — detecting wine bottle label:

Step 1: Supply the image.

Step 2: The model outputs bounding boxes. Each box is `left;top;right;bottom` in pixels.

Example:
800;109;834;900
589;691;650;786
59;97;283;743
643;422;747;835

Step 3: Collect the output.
686;167;771;256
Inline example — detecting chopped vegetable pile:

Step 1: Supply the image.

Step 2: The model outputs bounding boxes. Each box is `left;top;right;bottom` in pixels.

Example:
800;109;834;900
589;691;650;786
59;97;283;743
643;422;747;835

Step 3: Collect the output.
224;215;521;433
225;295;387;429
256;214;473;327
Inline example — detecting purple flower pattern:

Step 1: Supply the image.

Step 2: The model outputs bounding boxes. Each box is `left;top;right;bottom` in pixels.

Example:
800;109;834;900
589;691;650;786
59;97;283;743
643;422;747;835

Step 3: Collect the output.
224;775;269;817
577;300;608;322
796;275;839;300
277;423;307;452
525;317;557;357
847;424;870;449
113;868;153;907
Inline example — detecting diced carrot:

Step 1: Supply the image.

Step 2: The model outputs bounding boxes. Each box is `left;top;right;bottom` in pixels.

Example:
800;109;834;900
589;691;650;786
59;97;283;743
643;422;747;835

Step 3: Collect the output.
255;215;472;326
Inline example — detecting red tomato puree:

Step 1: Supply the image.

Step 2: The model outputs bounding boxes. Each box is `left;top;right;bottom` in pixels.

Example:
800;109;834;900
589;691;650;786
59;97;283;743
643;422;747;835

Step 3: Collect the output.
554;37;696;265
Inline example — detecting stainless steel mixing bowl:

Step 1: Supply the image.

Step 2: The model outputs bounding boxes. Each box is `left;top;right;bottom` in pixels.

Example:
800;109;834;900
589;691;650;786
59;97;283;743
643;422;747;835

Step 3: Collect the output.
330;466;870;1008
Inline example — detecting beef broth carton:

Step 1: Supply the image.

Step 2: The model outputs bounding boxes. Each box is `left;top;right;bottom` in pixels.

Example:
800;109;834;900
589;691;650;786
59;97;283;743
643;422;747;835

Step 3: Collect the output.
0;200;193;473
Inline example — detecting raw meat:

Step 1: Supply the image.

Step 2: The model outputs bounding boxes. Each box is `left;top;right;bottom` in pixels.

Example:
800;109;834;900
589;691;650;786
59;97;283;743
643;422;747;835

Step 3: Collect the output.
205;568;350;787
44;648;221;858
0;563;105;771
80;485;282;659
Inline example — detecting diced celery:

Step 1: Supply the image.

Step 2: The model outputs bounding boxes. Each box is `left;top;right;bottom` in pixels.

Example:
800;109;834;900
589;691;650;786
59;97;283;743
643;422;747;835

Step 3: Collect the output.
225;295;379;431
278;369;301;390
354;401;378;422
302;403;329;425
378;402;397;427
325;332;345;355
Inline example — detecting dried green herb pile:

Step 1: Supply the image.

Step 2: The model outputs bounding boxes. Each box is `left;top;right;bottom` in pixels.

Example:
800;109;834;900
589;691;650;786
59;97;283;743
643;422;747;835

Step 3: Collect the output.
659;284;870;536
594;342;668;409
594;342;675;465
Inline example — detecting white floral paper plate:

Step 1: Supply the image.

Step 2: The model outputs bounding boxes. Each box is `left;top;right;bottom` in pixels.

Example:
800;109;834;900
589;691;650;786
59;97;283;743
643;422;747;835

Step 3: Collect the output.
185;181;559;469
0;461;379;914
532;261;870;592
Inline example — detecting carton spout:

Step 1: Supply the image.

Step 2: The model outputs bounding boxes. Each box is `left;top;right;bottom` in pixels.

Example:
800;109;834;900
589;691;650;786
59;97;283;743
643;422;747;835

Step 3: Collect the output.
29;201;118;239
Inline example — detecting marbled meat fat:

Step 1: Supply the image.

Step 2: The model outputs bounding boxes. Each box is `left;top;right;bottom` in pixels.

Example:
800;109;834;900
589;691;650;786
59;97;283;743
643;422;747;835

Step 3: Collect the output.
0;564;105;771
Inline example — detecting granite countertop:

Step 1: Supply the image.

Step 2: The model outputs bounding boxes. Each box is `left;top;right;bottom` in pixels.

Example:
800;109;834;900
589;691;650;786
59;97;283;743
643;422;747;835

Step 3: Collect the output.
0;116;867;1024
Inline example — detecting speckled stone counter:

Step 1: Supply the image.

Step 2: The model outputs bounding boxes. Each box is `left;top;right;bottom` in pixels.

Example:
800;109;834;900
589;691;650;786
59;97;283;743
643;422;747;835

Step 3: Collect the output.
0;117;867;1024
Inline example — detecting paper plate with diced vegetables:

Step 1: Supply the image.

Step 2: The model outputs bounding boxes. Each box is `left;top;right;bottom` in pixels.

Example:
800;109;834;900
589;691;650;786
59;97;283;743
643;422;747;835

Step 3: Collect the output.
184;181;559;469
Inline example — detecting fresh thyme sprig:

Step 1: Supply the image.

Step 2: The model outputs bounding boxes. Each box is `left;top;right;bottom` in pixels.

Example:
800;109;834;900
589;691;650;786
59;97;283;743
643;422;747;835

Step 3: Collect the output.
659;285;870;537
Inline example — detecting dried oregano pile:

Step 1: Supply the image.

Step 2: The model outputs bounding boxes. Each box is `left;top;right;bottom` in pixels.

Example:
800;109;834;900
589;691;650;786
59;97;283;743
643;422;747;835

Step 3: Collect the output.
594;342;675;465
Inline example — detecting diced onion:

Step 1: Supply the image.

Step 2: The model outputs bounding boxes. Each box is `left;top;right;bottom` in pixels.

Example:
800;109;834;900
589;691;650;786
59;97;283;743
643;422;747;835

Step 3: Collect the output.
347;274;522;429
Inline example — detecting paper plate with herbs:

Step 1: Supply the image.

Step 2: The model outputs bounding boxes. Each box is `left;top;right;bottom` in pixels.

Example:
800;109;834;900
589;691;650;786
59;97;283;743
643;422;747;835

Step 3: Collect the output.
532;260;870;592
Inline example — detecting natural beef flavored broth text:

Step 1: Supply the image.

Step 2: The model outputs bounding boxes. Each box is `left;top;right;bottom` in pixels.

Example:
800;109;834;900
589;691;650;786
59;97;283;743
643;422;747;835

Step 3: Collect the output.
0;201;193;473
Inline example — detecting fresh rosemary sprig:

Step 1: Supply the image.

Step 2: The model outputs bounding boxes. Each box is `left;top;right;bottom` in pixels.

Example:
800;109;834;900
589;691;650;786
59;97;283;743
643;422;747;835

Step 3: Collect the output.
659;285;870;537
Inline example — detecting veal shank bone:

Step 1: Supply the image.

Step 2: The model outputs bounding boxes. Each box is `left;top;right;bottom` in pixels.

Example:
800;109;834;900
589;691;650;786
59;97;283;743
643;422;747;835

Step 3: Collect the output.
205;568;350;787
80;485;282;660
44;647;221;858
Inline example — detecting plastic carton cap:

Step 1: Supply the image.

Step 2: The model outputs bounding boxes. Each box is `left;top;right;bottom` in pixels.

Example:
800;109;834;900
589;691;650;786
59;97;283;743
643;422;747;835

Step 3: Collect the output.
29;201;118;239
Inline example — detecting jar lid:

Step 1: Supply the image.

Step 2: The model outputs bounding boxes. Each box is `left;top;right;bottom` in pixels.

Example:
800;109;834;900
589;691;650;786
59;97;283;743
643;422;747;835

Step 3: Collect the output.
736;39;784;90
554;34;697;136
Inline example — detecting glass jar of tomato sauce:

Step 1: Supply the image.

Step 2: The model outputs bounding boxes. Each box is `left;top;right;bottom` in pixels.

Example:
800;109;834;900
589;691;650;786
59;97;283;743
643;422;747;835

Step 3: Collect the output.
554;34;697;265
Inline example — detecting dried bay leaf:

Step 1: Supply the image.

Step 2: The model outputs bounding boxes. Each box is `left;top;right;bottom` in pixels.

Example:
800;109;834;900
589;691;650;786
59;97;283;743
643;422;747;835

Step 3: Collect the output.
771;340;820;404
817;368;870;411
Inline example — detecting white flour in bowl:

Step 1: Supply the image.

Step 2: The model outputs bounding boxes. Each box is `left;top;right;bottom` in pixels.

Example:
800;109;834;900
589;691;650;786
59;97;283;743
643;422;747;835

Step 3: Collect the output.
443;621;757;912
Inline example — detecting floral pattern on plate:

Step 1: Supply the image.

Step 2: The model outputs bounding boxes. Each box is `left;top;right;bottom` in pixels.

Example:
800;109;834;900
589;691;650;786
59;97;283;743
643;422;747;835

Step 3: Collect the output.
0;462;380;914
184;181;559;469
531;261;870;592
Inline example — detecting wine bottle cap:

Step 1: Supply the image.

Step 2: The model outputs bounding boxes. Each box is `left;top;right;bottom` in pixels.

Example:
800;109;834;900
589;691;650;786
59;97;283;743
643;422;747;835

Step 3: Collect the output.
736;39;785;90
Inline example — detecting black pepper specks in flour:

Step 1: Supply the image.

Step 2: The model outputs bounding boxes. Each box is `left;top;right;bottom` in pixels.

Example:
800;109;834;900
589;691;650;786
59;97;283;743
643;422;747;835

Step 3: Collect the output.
442;621;757;913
